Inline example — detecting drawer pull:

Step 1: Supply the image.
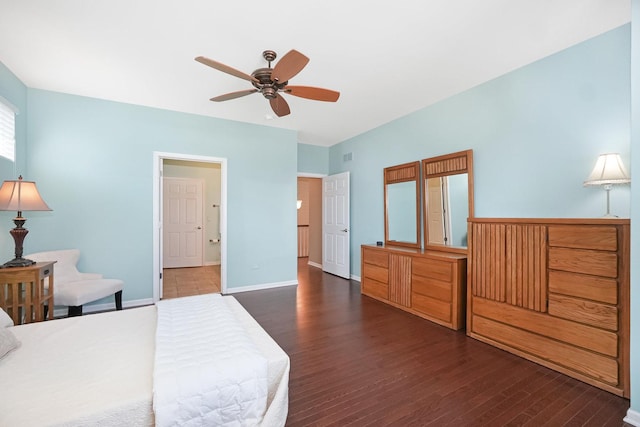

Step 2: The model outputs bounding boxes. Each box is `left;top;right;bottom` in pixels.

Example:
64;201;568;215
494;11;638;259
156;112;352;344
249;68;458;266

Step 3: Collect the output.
44;269;50;275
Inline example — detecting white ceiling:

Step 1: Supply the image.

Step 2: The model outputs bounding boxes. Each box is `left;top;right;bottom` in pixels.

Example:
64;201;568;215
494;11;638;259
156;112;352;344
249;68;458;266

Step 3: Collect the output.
0;1;631;147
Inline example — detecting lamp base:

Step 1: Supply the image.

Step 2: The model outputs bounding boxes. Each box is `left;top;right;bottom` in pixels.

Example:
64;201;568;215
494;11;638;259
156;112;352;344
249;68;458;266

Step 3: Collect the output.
1;257;35;268
2;215;33;269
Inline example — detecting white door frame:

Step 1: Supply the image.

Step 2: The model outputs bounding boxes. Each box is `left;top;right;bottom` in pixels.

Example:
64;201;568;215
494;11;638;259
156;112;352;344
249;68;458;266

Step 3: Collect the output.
152;151;227;301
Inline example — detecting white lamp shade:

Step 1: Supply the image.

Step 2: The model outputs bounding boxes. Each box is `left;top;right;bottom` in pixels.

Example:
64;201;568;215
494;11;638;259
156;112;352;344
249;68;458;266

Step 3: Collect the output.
0;178;51;212
584;153;630;186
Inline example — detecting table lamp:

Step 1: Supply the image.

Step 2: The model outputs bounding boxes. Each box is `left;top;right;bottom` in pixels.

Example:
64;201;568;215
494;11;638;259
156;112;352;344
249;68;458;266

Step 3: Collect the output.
584;153;630;218
0;176;51;267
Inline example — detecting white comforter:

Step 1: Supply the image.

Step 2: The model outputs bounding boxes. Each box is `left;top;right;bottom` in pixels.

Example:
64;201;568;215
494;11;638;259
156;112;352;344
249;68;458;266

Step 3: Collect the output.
0;295;288;427
153;294;269;427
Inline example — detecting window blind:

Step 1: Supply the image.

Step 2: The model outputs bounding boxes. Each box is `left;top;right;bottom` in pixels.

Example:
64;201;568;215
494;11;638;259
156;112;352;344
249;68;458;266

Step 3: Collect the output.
0;101;15;161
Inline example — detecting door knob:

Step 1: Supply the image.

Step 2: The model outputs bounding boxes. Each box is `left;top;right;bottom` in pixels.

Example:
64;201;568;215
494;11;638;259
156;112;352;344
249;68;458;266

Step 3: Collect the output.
341;229;348;232
196;226;202;230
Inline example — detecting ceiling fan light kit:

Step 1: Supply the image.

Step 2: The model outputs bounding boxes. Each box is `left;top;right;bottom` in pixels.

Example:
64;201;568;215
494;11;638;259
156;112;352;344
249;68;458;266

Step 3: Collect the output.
195;49;340;117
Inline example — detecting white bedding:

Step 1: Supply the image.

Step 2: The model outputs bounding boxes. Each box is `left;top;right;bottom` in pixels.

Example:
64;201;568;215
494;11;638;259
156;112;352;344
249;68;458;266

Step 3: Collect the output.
0;295;289;427
153;294;267;426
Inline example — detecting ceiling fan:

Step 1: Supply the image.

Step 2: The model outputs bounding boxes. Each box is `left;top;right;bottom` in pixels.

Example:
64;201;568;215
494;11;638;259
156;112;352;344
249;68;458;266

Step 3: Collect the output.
195;49;340;117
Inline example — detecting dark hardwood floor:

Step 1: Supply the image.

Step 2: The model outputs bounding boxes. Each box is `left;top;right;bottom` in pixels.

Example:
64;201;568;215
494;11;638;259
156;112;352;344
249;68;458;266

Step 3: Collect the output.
233;258;630;427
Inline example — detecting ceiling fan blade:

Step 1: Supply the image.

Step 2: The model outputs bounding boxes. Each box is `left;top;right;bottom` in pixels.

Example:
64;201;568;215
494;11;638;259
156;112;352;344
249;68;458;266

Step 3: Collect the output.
270;94;291;117
210;89;258;102
271;50;309;83
195;56;258;83
285;86;340;102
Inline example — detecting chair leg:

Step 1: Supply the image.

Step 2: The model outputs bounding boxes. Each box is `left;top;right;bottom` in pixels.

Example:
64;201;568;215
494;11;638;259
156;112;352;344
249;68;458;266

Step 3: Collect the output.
68;305;83;317
115;290;123;310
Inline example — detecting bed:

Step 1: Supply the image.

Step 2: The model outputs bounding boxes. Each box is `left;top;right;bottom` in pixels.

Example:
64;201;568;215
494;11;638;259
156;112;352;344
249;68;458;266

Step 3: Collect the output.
0;294;290;427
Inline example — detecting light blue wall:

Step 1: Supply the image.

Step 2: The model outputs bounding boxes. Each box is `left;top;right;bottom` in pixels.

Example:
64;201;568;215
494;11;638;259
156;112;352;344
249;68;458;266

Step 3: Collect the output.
630;0;639;414
23;89;298;301
329;25;631;278
297;142;329;175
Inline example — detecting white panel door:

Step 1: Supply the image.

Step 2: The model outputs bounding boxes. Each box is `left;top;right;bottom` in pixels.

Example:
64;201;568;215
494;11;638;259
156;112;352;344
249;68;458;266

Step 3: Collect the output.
163;177;204;268
427;176;451;245
322;172;350;279
427;177;446;245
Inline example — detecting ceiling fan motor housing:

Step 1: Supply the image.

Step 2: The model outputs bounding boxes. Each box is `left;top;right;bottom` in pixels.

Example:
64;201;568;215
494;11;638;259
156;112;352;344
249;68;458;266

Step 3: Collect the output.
251;67;288;99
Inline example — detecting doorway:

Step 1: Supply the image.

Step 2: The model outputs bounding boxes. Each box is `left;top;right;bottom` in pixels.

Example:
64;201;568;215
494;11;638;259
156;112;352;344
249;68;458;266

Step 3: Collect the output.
153;152;227;302
297;175;324;270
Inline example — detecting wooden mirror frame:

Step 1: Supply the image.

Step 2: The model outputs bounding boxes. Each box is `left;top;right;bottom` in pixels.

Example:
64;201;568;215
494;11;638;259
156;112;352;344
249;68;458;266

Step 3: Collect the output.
422;149;474;254
384;161;421;248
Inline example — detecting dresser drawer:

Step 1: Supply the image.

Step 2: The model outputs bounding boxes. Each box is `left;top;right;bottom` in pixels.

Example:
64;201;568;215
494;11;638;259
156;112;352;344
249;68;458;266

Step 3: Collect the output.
412;257;453;282
363;263;388;284
548;293;618;331
412;276;452;302
412;293;451;323
548;225;617;251
549;270;617;305
363;277;389;300
362;248;389;268
548;247;618;278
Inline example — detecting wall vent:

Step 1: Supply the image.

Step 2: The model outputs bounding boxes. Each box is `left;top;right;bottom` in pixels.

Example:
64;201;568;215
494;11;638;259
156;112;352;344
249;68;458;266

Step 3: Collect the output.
343;152;353;162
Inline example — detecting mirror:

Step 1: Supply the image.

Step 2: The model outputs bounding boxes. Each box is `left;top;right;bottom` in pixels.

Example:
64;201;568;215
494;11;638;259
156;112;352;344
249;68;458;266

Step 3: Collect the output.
384;161;420;248
422;150;474;254
387;182;418;242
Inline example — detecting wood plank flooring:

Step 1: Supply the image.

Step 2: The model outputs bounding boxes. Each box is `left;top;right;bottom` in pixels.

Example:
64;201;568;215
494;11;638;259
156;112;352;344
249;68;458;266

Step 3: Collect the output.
162;265;220;298
233;258;630;426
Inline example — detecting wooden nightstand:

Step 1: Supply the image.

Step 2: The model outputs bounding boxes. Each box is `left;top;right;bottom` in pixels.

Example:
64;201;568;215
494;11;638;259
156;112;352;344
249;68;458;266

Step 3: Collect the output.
0;262;55;325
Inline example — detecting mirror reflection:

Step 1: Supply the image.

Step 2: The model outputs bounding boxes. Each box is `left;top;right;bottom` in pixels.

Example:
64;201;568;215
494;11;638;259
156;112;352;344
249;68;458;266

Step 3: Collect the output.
422;149;474;254
387;181;418;243
425;174;469;247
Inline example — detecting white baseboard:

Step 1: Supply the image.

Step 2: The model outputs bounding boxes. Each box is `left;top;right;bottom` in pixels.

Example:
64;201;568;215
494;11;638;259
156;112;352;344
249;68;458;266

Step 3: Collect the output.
304;261;359;282
308;260;322;269
224;280;298;294
624;409;640;426
53;298;154;317
204;261;221;266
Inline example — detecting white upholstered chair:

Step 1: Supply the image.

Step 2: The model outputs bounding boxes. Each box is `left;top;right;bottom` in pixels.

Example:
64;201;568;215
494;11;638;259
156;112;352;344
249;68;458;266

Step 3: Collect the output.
25;249;124;317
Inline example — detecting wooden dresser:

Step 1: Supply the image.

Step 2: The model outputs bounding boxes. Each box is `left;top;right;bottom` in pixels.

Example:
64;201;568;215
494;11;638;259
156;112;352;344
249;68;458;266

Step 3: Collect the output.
467;218;630;397
361;244;467;330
